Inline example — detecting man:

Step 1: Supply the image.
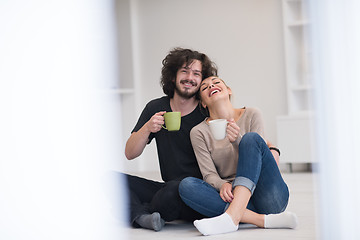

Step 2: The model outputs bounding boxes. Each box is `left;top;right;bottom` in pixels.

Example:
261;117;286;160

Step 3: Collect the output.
123;48;218;231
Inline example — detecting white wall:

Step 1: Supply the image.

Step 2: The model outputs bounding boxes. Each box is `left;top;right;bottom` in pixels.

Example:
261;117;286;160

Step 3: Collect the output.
123;0;287;172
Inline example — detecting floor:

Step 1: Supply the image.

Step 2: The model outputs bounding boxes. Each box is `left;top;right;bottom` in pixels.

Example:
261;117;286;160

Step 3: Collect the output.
122;171;319;240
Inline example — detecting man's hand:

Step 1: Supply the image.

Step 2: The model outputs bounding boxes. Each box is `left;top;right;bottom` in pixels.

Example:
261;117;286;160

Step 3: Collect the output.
146;111;166;133
226;119;240;143
125;111;166;160
220;182;234;203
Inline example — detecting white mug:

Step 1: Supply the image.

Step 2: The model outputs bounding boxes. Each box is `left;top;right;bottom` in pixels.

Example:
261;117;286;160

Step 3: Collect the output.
208;119;228;140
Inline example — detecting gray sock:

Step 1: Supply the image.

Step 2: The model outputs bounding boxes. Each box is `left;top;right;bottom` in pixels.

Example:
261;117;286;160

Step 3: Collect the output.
135;212;165;231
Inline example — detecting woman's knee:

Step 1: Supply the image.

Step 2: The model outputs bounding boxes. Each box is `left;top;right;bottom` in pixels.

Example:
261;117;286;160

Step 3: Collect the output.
179;177;199;198
242;132;263;143
239;132;265;149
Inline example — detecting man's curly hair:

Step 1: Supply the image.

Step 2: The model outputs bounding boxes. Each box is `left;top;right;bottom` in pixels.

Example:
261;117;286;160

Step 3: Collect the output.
160;48;218;99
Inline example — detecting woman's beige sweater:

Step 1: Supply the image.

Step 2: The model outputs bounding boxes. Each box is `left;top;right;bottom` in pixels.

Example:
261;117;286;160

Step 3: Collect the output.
190;107;265;191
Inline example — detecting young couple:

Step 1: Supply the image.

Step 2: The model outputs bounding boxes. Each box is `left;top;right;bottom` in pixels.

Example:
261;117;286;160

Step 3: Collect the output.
121;47;297;236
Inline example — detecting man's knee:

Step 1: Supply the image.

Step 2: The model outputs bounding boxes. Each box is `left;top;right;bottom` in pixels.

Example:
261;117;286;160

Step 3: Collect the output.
153;181;181;203
151;181;182;221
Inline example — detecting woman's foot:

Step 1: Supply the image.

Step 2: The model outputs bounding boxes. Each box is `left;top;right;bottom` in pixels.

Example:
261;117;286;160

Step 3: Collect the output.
193;212;238;236
264;212;298;229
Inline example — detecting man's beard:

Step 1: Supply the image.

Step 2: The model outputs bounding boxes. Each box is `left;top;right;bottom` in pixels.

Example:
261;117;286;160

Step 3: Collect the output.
174;81;198;99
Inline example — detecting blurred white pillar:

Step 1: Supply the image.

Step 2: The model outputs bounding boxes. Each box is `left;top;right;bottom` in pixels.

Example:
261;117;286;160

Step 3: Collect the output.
0;1;126;239
309;1;360;239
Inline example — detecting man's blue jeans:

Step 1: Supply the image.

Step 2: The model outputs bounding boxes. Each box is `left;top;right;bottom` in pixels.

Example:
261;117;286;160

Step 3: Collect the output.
179;132;289;217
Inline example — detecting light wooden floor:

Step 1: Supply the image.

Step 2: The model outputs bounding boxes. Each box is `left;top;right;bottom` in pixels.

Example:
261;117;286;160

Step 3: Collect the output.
122;172;319;240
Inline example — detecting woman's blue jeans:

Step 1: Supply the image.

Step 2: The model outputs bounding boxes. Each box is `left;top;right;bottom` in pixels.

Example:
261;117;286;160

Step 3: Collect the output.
179;132;289;217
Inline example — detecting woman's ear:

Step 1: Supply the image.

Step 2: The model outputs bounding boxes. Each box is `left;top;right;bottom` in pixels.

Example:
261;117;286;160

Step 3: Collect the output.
200;100;207;109
228;87;233;96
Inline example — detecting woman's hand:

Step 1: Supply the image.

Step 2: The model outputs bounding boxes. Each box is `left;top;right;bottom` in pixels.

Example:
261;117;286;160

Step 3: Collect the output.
226;118;240;142
220;182;234;203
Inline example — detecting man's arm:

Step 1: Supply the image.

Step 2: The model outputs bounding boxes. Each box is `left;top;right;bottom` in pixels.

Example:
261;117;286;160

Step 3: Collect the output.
125;111;166;160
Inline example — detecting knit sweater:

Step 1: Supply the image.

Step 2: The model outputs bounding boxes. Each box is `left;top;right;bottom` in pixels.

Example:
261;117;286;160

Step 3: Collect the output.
189;107;265;191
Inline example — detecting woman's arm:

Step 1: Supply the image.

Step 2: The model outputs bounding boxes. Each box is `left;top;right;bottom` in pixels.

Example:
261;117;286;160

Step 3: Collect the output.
190;127;228;191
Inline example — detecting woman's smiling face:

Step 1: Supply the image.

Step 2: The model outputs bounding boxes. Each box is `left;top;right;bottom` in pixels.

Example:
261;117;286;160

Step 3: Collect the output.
199;76;231;107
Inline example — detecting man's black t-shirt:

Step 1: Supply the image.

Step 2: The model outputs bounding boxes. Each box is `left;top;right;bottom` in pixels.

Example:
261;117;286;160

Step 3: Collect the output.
132;96;205;182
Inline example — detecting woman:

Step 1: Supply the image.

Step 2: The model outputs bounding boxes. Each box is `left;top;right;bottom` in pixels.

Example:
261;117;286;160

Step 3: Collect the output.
179;76;297;236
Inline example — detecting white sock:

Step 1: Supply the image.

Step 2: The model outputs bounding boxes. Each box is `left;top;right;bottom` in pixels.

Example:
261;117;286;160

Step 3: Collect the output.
264;212;298;229
193;212;238;236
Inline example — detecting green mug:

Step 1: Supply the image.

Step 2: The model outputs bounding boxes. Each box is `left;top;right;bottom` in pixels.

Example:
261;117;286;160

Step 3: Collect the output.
162;112;181;131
